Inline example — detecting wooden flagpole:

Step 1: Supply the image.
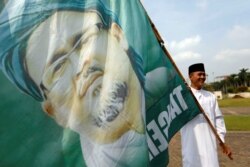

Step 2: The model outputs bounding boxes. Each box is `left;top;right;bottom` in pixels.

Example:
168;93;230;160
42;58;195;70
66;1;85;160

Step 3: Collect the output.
140;1;233;160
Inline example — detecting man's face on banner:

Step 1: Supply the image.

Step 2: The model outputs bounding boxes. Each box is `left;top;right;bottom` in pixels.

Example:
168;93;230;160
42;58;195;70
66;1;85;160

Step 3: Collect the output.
25;11;144;143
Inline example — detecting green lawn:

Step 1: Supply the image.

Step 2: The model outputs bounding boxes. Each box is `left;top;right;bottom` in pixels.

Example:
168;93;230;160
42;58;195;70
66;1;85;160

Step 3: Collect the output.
224;115;250;131
218;98;250;107
218;98;250;131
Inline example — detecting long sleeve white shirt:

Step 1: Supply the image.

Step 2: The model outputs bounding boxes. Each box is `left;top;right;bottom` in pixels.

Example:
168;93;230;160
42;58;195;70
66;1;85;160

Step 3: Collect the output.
180;88;226;167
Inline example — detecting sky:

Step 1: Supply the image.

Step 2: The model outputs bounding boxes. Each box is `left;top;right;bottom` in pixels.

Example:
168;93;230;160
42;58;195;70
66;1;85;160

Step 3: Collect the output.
141;0;250;83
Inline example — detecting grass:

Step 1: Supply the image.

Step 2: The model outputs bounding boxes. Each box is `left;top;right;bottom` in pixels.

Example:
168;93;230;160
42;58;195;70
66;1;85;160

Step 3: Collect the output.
218;98;250;107
218;98;250;131
224;115;250;131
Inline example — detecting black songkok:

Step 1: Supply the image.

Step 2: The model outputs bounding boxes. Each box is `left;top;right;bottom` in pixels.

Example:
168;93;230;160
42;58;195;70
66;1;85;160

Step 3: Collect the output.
188;63;205;74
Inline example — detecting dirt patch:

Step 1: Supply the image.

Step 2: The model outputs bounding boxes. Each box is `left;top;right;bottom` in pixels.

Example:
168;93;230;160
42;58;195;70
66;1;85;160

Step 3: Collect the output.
232;95;244;98
221;107;250;115
168;132;250;167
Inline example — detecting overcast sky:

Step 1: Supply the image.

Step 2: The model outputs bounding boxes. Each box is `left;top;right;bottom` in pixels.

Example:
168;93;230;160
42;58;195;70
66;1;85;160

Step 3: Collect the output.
142;0;250;82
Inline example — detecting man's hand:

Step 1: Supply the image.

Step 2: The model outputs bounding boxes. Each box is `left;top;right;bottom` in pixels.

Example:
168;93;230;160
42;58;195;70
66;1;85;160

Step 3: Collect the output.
220;142;233;160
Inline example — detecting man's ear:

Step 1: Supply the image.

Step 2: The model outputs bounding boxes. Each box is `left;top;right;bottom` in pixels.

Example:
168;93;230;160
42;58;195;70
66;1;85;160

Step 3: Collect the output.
110;23;129;50
42;100;54;116
189;73;193;78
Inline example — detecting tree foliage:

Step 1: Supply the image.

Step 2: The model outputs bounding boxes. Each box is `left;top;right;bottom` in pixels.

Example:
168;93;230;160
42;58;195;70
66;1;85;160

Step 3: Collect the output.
210;68;250;93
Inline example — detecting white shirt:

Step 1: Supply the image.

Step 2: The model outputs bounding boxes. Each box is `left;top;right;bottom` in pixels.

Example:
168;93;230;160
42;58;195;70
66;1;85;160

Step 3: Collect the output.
180;87;226;167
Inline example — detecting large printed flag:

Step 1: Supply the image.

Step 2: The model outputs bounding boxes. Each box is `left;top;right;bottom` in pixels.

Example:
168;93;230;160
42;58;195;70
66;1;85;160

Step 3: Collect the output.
0;0;201;167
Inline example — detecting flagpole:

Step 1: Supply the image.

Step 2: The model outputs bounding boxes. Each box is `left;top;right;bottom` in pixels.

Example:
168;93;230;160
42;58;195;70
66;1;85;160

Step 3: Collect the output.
139;1;232;160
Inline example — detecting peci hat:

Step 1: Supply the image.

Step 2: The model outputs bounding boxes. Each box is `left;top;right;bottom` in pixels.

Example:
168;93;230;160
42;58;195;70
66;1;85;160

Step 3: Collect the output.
188;63;205;74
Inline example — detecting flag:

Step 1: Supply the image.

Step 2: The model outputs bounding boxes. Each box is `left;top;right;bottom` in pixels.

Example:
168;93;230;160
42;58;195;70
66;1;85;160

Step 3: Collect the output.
0;0;201;167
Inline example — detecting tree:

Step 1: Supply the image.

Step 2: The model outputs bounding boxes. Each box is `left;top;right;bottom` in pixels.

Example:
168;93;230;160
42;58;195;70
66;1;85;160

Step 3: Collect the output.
210;68;250;93
227;74;237;88
238;68;249;87
247;72;250;87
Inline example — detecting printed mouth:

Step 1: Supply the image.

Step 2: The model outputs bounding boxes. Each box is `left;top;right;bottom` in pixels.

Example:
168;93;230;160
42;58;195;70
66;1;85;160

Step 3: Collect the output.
94;82;128;127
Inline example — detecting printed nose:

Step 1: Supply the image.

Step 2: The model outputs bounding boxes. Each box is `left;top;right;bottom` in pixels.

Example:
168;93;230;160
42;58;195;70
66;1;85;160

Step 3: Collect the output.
74;62;104;97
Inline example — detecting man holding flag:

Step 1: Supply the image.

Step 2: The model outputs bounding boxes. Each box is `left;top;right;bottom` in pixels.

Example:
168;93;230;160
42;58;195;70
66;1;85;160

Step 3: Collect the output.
180;63;232;167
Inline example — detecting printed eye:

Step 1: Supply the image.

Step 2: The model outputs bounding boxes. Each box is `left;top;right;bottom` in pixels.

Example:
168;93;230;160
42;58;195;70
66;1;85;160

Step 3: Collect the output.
86;66;103;75
87;67;97;74
53;60;65;74
96;23;104;30
41;59;67;91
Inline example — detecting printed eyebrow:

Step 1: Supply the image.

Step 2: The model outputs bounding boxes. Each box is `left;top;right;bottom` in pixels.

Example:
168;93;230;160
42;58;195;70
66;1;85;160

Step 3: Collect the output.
49;33;83;66
71;22;105;47
49;23;103;65
72;33;83;49
49;50;68;65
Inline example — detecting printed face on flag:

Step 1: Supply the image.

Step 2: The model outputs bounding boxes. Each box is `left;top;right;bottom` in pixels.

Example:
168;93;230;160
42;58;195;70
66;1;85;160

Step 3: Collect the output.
25;11;144;143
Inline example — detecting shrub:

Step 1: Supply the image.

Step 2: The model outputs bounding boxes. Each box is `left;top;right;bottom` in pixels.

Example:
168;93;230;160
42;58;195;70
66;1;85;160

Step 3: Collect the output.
237;86;248;92
227;87;236;93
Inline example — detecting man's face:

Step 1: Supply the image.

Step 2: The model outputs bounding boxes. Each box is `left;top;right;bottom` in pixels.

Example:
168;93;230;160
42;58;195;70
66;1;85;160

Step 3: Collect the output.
26;11;144;143
189;71;206;90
